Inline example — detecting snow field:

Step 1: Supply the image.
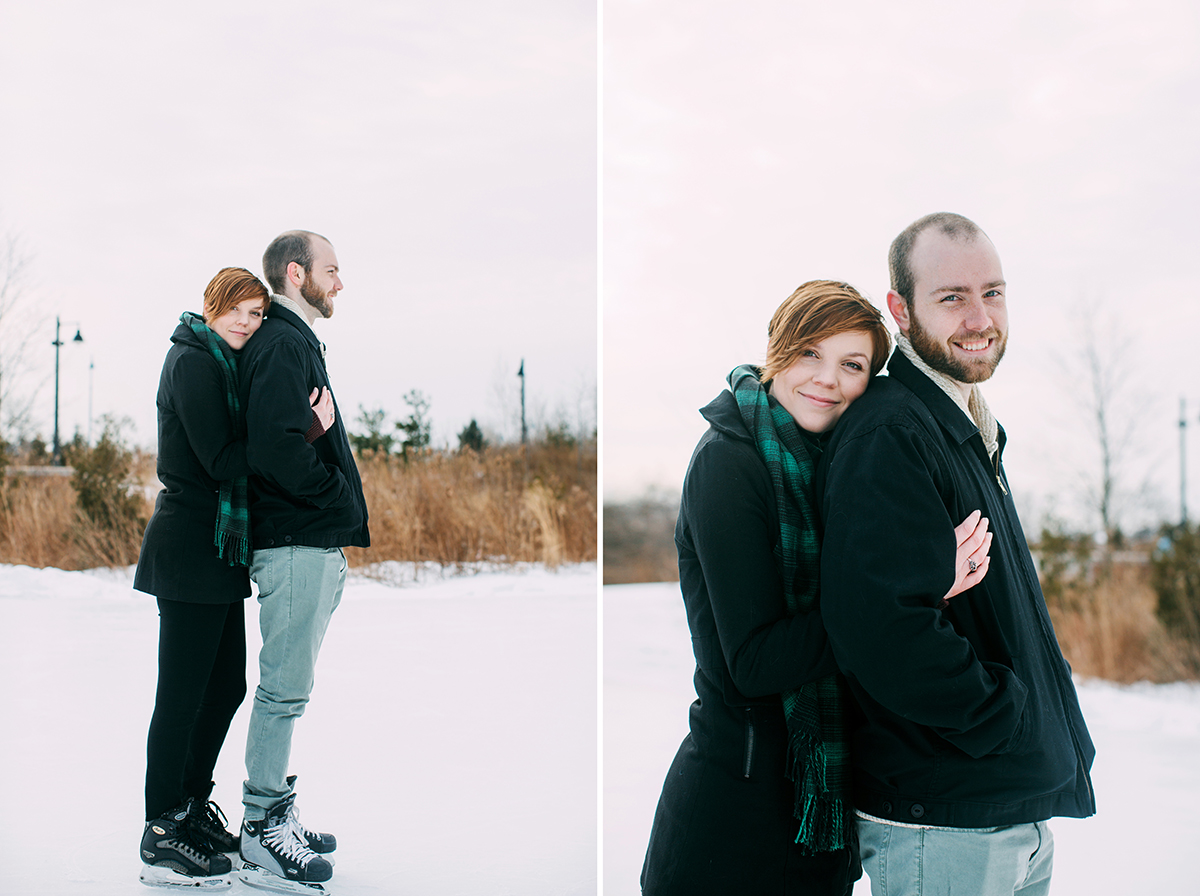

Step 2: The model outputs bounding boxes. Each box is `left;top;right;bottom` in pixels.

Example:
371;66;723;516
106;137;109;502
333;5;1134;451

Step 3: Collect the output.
604;583;1200;896
0;563;598;896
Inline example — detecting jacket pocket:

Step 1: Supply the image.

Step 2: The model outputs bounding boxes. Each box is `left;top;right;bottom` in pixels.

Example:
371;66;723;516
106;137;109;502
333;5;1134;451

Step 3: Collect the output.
742;707;756;778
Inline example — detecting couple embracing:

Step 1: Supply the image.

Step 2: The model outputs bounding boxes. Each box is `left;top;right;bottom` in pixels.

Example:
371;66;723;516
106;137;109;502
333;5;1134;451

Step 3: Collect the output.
134;230;369;892
642;213;1096;896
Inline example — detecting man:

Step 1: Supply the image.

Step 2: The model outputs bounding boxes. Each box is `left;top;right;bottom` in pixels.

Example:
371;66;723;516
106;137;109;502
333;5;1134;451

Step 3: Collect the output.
236;230;370;892
816;213;1094;896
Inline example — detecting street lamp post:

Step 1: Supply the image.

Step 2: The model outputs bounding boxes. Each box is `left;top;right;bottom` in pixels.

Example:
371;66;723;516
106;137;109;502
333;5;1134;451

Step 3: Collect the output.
1181;397;1188;527
52;316;84;465
87;357;94;446
518;358;527;445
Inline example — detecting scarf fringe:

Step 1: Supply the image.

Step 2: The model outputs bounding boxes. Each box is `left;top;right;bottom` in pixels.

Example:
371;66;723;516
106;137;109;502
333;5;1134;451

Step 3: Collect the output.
787;728;851;853
215;529;251;568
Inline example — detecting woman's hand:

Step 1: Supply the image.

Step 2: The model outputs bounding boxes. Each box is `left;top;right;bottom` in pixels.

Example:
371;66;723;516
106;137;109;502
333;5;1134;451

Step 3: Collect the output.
310;387;336;433
944;509;991;602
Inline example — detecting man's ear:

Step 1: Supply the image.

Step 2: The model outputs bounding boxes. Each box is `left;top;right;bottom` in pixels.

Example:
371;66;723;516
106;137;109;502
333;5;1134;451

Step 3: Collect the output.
287;261;305;288
886;290;911;333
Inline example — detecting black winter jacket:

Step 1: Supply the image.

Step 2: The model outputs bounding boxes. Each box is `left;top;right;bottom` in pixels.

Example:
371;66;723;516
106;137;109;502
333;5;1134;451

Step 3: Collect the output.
816;350;1095;828
237;304;369;550
133;321;252;603
641;389;855;896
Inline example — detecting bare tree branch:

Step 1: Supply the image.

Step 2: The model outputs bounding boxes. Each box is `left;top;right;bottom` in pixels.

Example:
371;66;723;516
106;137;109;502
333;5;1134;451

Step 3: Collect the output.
1060;300;1160;542
0;233;46;443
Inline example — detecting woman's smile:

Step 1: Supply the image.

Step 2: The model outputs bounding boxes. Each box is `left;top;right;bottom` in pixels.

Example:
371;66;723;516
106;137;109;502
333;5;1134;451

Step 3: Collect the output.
768;329;874;433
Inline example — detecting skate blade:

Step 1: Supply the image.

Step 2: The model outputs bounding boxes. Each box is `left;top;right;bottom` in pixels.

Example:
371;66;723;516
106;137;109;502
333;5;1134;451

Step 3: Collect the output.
139;864;232;889
237;863;330;895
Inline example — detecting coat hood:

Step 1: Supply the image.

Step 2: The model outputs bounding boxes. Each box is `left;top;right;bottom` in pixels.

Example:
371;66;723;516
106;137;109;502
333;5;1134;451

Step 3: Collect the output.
169;317;207;351
699;389;752;443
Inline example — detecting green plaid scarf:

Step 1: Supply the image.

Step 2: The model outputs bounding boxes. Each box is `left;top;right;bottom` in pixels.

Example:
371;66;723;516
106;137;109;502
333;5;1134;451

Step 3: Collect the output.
181;312;250;567
728;364;851;854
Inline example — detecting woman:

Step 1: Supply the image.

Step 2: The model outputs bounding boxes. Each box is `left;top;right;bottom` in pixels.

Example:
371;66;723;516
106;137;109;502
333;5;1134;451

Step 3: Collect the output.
134;267;335;888
639;281;991;896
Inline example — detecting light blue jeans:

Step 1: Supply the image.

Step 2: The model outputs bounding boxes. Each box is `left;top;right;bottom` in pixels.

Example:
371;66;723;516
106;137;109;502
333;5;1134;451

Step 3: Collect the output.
243;546;346;820
857;814;1054;896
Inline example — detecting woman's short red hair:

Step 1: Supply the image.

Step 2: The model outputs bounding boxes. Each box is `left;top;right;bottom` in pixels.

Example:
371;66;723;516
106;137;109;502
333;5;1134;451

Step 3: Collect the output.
762;280;891;385
203;267;270;324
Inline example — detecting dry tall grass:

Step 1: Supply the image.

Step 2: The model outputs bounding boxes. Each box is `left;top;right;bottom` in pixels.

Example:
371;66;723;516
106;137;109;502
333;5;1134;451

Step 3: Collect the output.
0;472;152;569
1;442;596;572
603;494;679;585
1044;559;1196;683
602;494;1199;682
346;442;596;569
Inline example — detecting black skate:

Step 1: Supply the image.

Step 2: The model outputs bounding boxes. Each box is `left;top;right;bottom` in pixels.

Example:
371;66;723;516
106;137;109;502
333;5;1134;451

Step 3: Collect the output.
191;800;239;853
238;795;333;894
139;799;233;890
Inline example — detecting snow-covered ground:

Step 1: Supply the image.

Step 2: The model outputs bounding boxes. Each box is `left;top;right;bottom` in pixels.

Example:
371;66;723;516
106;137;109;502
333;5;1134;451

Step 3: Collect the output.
604;583;1200;896
0;562;598;896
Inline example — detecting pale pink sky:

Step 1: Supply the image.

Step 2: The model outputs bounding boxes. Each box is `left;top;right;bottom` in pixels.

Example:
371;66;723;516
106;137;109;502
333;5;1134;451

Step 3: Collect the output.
0;0;596;449
603;0;1200;531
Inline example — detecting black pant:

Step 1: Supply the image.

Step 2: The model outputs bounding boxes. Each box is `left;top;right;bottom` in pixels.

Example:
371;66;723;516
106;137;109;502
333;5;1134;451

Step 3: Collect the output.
145;598;247;820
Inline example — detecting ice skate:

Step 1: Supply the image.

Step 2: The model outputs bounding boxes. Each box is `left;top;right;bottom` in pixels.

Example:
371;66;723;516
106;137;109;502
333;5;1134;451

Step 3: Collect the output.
139;864;232;890
139;799;233;889
237;864;330;895
283;777;336;854
238;795;333;894
191;800;239;853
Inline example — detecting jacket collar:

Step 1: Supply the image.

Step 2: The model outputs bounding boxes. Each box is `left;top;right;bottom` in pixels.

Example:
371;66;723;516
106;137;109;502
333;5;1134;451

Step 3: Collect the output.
269;293;319;333
887;349;1006;453
265;301;324;355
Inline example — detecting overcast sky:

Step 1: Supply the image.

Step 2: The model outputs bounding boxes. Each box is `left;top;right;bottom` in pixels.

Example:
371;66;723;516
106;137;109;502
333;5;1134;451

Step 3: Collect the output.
604;0;1200;532
6;1;1199;535
0;0;596;451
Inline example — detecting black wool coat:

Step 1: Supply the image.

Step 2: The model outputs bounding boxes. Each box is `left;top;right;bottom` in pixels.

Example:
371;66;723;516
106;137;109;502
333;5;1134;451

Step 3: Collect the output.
237;303;369;550
133;321;252;603
816;349;1095;828
640;389;856;896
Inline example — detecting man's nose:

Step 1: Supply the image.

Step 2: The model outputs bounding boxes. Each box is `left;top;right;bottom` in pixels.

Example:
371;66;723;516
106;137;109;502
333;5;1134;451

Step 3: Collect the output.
963;298;992;332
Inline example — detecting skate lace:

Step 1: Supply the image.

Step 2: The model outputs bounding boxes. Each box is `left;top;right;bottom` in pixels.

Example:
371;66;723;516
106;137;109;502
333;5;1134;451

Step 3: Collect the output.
263;815;320;866
287;803;317;842
203;800;229;830
173;816;216;862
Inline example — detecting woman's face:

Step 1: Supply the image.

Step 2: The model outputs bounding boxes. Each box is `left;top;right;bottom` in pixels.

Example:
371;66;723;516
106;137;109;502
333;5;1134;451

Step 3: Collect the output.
208;297;266;350
768;330;874;433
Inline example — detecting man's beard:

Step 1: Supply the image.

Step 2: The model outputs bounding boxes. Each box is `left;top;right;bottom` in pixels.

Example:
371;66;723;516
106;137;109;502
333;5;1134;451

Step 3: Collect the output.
301;276;334;319
907;305;1007;385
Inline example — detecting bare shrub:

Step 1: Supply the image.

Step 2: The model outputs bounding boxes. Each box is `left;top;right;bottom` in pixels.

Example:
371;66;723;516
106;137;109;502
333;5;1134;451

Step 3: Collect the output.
1035;532;1196;682
602;492;680;585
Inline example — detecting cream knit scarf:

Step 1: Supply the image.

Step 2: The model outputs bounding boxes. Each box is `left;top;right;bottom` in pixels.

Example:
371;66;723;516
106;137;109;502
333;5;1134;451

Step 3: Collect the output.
896;333;999;459
270;293;326;360
270;294;317;334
